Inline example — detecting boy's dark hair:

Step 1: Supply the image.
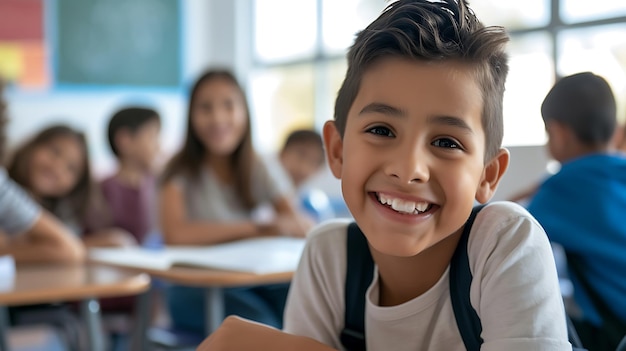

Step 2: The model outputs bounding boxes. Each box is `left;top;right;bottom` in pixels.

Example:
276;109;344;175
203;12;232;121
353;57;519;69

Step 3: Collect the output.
8;125;96;223
335;0;509;160
283;129;323;152
160;69;258;209
541;72;616;146
0;80;6;163
107;107;160;157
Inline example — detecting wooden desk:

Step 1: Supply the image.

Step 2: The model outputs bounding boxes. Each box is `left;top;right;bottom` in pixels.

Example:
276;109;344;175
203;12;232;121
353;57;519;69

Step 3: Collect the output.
0;264;150;351
101;263;294;337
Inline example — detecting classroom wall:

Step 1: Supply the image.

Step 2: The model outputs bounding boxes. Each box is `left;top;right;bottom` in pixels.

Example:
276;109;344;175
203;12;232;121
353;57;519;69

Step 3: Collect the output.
4;0;238;177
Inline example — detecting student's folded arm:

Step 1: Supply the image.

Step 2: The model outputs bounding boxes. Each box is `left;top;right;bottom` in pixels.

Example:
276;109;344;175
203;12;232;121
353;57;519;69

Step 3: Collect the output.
474;204;570;351
0;211;85;264
159;181;259;245
82;228;138;248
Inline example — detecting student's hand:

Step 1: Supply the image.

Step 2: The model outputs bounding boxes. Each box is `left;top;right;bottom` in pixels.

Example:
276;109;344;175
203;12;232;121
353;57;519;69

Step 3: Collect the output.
273;214;313;238
197;316;335;351
83;228;138;248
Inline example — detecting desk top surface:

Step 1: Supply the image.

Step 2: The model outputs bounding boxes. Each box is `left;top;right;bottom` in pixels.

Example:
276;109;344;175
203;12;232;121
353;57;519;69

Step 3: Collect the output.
96;262;294;287
0;263;150;306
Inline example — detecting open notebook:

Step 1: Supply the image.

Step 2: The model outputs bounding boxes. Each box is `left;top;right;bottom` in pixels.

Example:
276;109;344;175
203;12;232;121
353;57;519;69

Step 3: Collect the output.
88;237;306;275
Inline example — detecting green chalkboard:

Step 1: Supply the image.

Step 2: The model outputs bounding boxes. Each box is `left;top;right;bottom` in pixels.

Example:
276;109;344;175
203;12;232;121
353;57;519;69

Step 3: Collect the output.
54;0;181;87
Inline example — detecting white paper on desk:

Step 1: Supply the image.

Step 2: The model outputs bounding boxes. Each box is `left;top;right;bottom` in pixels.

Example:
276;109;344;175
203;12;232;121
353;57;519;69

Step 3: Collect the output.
89;247;172;270
165;237;305;274
89;237;306;274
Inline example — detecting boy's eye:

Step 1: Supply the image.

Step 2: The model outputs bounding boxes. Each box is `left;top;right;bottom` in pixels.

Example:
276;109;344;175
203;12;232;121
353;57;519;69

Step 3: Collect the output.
366;126;394;137
432;138;460;149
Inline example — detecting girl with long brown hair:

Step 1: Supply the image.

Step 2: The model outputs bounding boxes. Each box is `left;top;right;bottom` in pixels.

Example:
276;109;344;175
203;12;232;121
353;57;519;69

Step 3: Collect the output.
159;69;311;335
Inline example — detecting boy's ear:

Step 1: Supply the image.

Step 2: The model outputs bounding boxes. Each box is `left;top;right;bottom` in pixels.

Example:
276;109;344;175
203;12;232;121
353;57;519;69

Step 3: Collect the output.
475;148;510;204
322;120;343;179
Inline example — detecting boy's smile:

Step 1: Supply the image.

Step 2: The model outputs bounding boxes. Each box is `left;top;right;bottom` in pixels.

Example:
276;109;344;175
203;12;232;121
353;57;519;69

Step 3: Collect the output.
325;57;499;258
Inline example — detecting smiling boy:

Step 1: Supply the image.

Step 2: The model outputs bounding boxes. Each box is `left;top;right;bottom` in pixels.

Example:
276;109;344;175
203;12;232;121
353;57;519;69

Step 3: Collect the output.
198;0;570;350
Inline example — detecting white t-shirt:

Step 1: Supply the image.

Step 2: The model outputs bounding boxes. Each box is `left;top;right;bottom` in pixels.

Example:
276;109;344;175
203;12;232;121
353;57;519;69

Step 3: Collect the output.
284;201;570;351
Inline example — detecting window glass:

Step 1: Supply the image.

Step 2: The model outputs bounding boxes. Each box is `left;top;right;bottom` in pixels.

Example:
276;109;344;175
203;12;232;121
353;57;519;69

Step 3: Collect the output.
561;0;626;23
249;63;315;152
558;24;626;121
470;0;550;30
502;32;554;146
254;0;317;63
321;0;385;55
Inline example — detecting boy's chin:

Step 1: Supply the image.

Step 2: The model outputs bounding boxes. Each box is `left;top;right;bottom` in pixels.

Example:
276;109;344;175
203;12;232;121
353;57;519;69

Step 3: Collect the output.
368;235;431;258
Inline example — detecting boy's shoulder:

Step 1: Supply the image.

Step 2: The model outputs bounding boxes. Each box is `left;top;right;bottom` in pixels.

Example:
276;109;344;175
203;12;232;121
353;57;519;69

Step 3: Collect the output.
469;201;548;258
473;201;541;233
307;218;353;245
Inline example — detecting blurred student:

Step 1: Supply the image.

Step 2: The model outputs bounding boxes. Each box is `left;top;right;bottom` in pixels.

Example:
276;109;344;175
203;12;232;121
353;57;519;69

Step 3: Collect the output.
101;107;161;244
0;81;84;263
279;129;325;189
278;129;334;221
527;72;626;350
159;69;312;335
8;125;136;248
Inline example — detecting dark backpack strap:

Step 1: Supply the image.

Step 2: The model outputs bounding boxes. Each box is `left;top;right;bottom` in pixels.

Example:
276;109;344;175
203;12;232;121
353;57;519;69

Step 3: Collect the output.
341;222;375;351
449;204;485;351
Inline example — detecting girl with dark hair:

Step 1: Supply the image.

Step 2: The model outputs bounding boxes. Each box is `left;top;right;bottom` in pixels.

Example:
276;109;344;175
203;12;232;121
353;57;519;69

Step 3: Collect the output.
159;69;312;334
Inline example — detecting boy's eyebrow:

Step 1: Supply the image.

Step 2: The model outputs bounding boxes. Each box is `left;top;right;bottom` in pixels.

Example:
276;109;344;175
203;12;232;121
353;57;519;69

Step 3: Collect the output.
428;115;474;134
359;102;407;117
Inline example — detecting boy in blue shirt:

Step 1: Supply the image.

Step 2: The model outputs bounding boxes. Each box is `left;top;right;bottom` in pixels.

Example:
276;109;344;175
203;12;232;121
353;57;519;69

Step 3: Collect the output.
199;0;570;350
527;72;626;350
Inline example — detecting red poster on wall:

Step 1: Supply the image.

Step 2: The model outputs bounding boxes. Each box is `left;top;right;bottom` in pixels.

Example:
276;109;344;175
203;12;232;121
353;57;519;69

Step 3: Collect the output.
0;0;43;41
0;0;48;89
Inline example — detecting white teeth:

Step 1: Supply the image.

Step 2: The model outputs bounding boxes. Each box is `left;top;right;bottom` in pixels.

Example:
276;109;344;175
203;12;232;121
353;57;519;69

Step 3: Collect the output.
378;193;430;214
415;202;428;212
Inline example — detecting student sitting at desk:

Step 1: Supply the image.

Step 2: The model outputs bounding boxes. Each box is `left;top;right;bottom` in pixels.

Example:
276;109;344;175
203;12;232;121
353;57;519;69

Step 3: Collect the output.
527;72;626;350
0;81;84;263
159;69;312;335
7;125;136;248
277;129;336;222
102;106;161;245
199;0;570;350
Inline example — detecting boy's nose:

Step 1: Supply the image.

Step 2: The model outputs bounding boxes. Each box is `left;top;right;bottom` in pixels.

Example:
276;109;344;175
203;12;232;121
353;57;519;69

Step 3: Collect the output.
385;144;430;184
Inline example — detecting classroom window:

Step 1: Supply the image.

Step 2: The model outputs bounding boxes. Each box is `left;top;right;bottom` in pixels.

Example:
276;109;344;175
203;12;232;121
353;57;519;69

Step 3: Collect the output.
503;33;554;147
249;0;626;151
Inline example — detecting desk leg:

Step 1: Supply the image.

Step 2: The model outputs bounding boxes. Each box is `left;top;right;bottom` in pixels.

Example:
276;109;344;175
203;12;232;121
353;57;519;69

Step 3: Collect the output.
79;298;105;351
0;306;9;351
130;289;151;351
205;287;224;336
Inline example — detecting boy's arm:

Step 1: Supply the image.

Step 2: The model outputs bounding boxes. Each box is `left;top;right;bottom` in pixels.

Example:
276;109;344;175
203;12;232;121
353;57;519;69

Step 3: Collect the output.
0;211;85;264
196;316;337;351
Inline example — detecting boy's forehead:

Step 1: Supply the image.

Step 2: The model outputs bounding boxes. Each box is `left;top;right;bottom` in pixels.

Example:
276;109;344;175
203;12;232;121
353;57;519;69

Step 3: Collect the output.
353;58;483;118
